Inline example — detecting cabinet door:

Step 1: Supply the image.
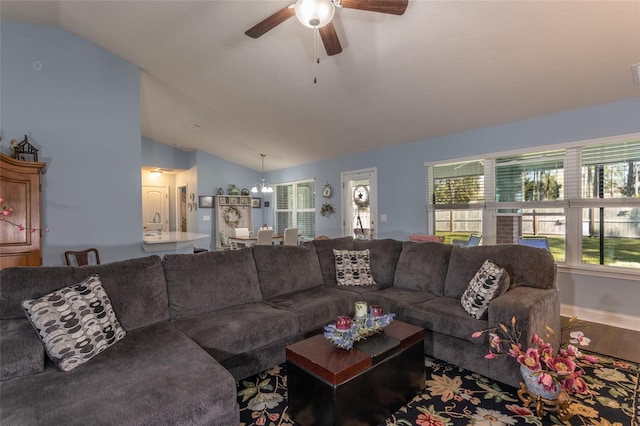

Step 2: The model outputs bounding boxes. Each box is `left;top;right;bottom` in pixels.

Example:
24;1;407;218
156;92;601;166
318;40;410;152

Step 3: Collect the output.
0;154;45;268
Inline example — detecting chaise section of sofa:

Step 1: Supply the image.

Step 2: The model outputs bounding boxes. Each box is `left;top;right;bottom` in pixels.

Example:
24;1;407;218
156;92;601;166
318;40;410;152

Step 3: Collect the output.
0;256;239;425
163;249;300;380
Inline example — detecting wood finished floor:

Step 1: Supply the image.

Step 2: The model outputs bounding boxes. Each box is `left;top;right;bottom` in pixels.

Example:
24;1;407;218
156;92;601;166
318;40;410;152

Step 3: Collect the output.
561;317;640;363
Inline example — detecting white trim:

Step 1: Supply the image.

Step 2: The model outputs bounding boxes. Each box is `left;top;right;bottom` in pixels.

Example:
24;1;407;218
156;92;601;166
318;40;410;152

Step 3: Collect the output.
558;264;640;282
423;132;640;167
561;304;640;332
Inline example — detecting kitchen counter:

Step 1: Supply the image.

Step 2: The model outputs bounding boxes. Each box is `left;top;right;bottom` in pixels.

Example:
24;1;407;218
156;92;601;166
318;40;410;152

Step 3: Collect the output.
142;232;209;253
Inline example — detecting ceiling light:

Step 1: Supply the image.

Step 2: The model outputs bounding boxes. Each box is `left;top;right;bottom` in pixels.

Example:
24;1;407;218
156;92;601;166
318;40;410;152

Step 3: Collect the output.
295;0;335;29
632;64;640;86
251;154;274;194
150;170;162;177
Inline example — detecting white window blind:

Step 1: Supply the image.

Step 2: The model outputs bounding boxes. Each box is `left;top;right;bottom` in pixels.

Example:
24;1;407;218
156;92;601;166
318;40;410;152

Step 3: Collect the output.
429;160;485;208
274;180;315;239
581;140;640;200
495;150;565;203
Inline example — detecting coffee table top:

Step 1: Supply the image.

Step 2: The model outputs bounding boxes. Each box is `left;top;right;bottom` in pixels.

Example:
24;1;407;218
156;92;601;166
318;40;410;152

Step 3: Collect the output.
286;320;424;386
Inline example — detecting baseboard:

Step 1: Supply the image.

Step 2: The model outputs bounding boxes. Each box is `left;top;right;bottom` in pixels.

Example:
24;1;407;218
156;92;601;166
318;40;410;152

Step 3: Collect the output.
561;304;640;332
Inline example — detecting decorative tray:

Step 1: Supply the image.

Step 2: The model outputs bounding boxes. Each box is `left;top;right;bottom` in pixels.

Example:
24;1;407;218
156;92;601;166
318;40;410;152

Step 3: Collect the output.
323;313;395;350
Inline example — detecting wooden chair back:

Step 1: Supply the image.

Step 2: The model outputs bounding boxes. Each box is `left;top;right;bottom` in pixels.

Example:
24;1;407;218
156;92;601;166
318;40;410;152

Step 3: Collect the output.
64;248;100;266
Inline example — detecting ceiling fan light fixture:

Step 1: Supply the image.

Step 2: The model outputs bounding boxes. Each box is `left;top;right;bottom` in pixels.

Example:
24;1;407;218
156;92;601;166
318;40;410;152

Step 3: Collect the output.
295;0;335;28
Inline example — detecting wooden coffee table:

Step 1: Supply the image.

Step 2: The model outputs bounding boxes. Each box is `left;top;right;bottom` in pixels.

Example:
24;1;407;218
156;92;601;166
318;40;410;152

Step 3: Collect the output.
286;320;425;426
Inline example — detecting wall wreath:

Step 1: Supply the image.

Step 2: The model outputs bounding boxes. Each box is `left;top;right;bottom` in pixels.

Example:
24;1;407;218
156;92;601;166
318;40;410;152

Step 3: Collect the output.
223;205;242;228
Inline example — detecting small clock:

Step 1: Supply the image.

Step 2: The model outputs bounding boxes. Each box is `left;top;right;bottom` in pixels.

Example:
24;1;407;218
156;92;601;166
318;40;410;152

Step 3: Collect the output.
353;185;369;207
322;183;332;198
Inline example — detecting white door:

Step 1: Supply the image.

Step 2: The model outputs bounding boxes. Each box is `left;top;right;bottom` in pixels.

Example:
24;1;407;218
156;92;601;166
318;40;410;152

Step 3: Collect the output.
341;168;377;239
142;186;169;232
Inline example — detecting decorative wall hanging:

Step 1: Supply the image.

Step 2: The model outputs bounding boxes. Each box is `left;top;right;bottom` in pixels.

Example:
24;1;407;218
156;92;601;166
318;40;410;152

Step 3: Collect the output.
223;205;242;227
199;196;214;208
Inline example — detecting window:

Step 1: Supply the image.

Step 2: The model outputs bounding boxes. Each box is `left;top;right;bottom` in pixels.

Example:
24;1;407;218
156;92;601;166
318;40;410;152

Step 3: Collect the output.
425;135;640;271
578;140;640;268
427;160;484;244
274;180;315;239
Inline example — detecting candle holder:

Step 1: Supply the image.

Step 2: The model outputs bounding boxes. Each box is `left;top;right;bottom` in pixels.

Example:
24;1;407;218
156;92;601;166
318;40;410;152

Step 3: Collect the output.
354;301;368;318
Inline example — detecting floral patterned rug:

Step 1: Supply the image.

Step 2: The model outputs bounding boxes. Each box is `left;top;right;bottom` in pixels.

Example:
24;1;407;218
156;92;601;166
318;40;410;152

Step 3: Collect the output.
237;352;639;425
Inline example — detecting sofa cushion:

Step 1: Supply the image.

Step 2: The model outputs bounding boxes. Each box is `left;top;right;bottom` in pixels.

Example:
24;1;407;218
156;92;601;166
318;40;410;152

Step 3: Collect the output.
364;287;439;316
22;274;127;372
265;286;358;333
0;322;239;425
173;301;298;363
252;244;324;299
333;249;375;286
312;236;355;284
0;319;45;381
0;256;168;331
444;245;556;298
163;250;263;320
354;238;403;285
404;297;488;345
393;241;452;296
461;259;510;319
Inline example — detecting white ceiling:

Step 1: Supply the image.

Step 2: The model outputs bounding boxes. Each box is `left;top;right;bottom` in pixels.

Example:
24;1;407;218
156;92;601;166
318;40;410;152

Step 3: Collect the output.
2;0;639;171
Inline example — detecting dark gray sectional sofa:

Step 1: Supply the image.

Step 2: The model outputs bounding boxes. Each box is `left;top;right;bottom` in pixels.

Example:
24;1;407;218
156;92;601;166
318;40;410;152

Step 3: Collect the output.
0;237;559;424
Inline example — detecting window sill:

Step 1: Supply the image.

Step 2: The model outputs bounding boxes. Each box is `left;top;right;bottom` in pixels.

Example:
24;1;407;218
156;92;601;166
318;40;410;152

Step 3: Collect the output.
557;263;640;281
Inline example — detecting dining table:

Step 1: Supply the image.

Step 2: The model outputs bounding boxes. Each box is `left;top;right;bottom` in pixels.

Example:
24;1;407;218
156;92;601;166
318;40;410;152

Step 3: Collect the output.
228;234;285;249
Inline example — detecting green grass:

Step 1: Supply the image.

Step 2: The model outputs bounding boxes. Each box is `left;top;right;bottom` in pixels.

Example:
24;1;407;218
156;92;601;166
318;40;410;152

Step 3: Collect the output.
436;233;639;268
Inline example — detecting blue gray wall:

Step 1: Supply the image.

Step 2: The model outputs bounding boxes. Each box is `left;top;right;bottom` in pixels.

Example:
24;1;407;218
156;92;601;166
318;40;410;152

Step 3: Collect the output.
2;22;638;324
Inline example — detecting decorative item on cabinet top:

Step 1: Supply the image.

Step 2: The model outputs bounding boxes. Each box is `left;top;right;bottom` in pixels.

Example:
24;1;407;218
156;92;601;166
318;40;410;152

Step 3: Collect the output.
215;195;252;207
11;135;40;162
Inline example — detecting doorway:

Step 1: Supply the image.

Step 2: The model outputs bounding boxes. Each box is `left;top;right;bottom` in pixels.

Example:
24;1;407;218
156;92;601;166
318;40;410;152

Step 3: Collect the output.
141;185;169;233
341;168;377;239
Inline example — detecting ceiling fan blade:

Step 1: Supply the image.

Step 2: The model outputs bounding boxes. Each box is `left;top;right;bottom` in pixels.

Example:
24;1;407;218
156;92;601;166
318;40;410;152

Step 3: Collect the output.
319;22;343;56
339;0;408;15
245;5;295;38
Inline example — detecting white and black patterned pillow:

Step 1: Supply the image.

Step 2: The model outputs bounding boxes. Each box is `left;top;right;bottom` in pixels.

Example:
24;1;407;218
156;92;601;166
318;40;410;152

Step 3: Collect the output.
22;274;126;372
333;249;376;286
461;259;510;319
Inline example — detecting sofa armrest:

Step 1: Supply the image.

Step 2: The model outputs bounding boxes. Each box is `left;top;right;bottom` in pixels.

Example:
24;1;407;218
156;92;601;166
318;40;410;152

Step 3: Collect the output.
488;286;561;350
1;318;45;381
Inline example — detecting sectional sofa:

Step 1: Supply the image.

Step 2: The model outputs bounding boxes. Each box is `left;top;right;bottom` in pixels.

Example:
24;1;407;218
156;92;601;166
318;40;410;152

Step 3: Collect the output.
0;237;559;424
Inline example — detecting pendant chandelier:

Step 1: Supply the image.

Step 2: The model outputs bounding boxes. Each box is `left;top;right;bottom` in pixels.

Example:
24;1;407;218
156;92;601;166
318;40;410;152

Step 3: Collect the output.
251;154;274;194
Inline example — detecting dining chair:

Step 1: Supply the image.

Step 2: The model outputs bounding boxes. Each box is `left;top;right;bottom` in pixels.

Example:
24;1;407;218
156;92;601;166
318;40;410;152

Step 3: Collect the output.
233;227;249;238
517;236;550;251
284;228;298;246
256;229;273;245
64;248;101;266
452;234;482;247
219;232;233;250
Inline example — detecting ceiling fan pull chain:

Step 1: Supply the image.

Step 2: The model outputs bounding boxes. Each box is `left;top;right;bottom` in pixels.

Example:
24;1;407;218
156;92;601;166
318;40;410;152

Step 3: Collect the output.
313;25;320;84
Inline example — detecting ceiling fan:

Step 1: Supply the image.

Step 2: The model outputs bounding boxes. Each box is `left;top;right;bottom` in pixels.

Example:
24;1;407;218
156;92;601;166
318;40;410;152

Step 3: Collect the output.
245;0;409;56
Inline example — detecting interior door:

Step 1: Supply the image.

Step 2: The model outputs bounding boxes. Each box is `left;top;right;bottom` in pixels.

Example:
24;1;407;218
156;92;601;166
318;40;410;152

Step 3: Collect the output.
142;186;169;233
341;168;377;239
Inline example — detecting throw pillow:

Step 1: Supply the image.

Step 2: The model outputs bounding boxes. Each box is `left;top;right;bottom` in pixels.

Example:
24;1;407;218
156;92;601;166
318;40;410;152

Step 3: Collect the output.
460;259;510;320
333;249;376;286
22;274;126;372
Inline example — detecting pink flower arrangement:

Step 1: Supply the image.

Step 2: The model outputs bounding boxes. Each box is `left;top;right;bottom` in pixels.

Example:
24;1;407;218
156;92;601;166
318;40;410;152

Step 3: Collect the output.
472;316;598;396
0;197;49;233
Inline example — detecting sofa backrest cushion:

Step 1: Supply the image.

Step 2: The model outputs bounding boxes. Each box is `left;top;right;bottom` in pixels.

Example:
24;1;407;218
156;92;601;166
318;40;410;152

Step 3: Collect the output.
163;250;262;320
0;256;169;331
252;244;324;299
312;236;355;284
394;241;452;295
353;239;403;285
444;244;556;298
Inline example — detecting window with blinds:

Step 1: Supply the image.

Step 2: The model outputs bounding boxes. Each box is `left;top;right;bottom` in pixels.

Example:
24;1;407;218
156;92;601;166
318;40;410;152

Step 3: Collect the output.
430;160;485;207
274;180;315;239
495;150;565;203
581;140;640;199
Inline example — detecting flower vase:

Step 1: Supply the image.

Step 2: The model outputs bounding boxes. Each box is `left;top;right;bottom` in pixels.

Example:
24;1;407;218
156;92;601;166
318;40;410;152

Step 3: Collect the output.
520;365;561;400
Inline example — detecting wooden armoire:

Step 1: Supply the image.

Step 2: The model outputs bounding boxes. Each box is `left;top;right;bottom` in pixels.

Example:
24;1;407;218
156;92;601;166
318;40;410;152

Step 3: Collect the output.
0;153;47;268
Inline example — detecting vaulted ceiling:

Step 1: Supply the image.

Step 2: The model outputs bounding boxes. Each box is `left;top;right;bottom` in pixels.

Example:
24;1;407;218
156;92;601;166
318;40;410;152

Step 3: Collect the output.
2;1;639;171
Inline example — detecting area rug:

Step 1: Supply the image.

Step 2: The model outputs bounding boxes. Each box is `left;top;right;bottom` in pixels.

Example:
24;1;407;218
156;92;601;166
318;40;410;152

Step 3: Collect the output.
237;352;639;425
